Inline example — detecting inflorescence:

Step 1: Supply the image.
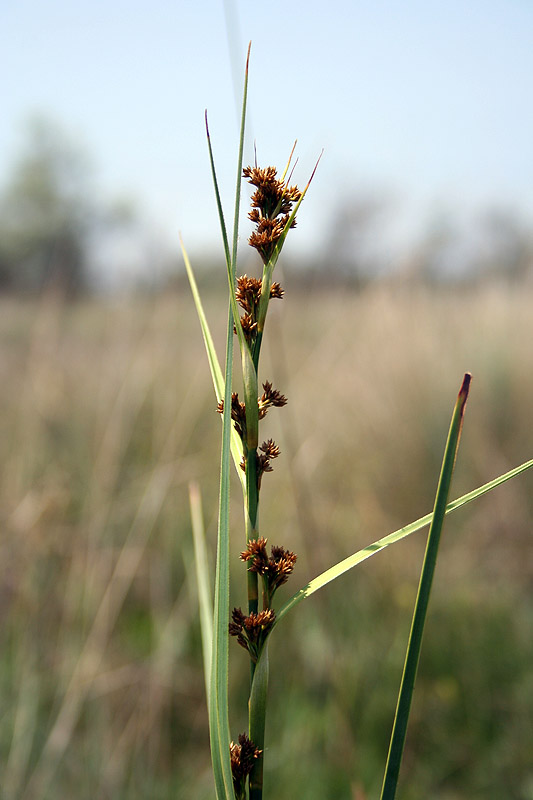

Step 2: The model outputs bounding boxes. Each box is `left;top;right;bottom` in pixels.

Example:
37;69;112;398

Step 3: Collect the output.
241;537;297;606
222;162;301;779
216;381;287;485
230;733;262;799
243;165;301;264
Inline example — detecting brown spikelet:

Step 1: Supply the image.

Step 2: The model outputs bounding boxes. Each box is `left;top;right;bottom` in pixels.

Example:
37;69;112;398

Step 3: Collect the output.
230;733;262;797
243;164;301;263
270;282;284;299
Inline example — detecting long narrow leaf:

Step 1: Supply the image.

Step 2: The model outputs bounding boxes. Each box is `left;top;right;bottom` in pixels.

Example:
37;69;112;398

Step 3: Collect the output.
189;481;213;702
231;42;251;270
380;374;470;799
181;238;245;488
209;297;236;800
205;119;245;353
276;456;533;626
207;44;252;800
205;51;258;455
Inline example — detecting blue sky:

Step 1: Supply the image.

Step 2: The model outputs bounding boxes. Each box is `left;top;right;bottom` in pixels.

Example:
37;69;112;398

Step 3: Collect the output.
2;0;532;263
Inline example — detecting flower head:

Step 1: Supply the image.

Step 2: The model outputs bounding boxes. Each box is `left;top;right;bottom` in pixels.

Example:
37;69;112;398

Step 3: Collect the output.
243;165;301;263
229;607;276;662
240;538;297;603
230;733;262;799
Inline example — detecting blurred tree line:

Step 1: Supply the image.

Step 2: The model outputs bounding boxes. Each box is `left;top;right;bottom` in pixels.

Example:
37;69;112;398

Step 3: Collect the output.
1;118;532;295
0;117;140;295
0;118;95;294
317;193;533;288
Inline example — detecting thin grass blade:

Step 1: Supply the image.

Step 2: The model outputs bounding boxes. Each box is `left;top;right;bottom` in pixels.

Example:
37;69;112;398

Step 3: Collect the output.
205;55;256;399
276;455;533;625
205;118;245;352
231;41;251;270
181;238;244;488
189;481;213;702
380;373;470;799
209;292;236;800
207;44;252;800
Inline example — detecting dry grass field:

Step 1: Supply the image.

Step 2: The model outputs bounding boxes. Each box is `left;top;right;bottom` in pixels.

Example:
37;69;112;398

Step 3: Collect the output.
1;282;532;799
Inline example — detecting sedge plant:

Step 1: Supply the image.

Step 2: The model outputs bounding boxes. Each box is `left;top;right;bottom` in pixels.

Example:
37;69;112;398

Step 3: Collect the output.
183;46;533;800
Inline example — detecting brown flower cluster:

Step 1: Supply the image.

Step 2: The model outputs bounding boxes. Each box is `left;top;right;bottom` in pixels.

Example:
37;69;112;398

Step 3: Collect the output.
234;275;284;344
243;165;302;264
237;437;281;484
216;392;247;439
216;382;286;483
258;380;287;416
240;537;297;604
230;733;262;799
229;607;276;662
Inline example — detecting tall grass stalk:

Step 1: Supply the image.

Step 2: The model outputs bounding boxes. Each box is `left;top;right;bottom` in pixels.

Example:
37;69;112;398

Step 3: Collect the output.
184;49;533;800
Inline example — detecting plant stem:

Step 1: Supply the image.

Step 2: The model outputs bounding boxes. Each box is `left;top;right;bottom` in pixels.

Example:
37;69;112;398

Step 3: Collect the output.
246;447;259;620
252;331;263;372
249;646;269;800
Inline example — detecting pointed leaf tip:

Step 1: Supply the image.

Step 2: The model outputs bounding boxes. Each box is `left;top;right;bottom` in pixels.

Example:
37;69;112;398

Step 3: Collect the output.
460;372;472;395
459;372;472;412
306;150;324;188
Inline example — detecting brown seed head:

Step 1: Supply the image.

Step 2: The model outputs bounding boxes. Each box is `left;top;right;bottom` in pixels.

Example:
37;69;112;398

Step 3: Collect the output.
269;546;298;589
230;733;262;796
243;609;276;636
235;274;263;313
240;537;269;564
270;282;284;299
243;164;302;263
229;606;276;660
260;439;281;459
241;539;297;595
259;381;288;417
217;393;247;440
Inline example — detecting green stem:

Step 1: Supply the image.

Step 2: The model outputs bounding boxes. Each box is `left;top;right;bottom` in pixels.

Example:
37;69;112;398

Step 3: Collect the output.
248;644;269;800
252;332;262;372
246;447;259;623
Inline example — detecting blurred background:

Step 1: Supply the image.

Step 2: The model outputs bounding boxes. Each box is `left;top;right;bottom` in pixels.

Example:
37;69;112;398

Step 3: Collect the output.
1;1;532;798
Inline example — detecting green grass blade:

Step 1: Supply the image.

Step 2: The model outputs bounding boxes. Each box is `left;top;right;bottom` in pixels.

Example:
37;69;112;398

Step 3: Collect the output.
180;236;225;398
276;455;533;626
204;110;232;272
181;238;245;489
205;117;245;353
189;481;213;703
207;45;252;800
205;54;256;397
236;46;259;458
231;41;250;270
380;374;471;800
209;295;236;800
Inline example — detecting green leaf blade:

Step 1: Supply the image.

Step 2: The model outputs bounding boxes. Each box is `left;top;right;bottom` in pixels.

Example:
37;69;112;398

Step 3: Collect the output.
276;455;533;626
181;238;245;490
209;300;236;800
189;481;213;703
380;373;470;800
206;43;252;800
